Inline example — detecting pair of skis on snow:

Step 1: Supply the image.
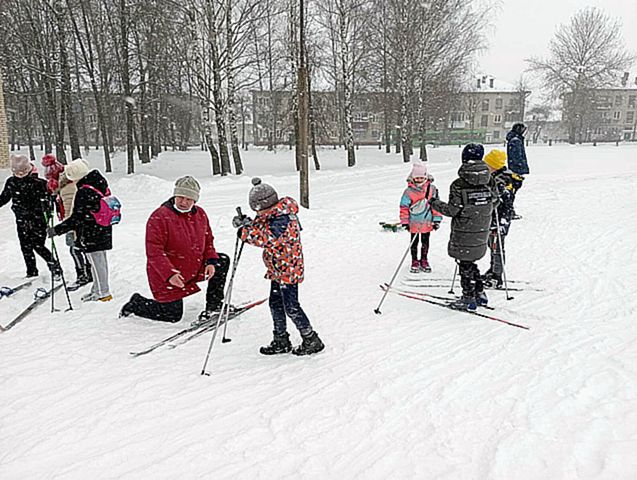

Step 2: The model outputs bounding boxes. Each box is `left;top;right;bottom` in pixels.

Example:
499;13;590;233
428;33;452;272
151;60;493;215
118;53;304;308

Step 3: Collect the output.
129;298;267;357
380;283;530;330
0;281;65;332
401;276;544;293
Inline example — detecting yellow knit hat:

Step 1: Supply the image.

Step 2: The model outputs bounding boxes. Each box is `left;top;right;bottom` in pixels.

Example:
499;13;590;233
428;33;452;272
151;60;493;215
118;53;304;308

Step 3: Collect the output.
484;149;506;170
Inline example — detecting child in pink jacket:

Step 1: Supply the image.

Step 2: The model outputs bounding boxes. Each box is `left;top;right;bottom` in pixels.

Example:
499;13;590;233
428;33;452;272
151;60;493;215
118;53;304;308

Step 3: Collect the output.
400;162;442;272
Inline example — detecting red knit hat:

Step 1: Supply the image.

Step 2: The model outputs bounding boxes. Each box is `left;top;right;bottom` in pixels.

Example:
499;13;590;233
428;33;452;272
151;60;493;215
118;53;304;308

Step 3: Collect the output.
41;154;65;182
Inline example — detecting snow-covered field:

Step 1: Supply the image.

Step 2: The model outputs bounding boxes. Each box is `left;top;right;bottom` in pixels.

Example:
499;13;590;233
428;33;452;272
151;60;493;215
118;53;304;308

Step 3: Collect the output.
1;143;636;479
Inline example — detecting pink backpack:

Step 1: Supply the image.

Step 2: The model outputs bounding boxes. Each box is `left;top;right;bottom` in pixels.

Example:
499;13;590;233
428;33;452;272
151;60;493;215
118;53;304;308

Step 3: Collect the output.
81;184;122;226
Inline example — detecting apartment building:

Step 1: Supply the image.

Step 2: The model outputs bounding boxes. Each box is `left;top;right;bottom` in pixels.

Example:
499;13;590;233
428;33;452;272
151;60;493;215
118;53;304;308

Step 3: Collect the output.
252;76;528;147
448;76;528;144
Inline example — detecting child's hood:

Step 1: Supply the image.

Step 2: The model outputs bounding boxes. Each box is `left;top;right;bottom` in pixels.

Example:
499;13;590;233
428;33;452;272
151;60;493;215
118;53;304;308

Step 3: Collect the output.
261;196;299;218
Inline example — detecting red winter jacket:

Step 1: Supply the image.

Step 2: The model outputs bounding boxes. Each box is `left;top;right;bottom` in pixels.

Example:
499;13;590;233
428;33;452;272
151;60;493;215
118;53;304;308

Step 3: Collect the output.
241;197;304;285
146;200;219;303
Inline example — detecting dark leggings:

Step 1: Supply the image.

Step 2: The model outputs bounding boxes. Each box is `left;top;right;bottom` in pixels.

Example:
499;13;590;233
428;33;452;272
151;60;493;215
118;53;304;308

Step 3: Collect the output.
269;281;313;336
410;232;430;262
458;260;484;297
125;253;230;323
16;215;55;275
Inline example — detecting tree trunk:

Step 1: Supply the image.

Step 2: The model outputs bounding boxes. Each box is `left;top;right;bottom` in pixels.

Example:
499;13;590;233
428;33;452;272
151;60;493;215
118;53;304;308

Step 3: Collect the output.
340;14;355;167
307;73;320;170
57;7;81;161
120;0;135;173
226;0;243;174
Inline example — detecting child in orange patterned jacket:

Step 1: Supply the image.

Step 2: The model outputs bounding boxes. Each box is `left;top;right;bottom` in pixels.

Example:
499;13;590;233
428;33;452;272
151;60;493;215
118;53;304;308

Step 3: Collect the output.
235;178;324;356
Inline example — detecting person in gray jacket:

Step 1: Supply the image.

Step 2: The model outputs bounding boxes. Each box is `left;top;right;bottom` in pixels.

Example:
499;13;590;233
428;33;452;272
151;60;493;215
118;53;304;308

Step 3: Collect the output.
430;143;497;311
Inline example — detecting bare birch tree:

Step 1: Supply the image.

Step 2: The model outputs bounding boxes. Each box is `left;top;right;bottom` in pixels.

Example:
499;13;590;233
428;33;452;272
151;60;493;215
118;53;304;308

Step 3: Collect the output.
528;7;635;144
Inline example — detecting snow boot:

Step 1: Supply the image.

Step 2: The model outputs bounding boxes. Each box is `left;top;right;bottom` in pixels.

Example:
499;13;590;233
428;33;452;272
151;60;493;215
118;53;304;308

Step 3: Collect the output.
482;271;502;289
194;304;238;327
67;273;92;292
119;293;142;318
292;331;325;356
420;258;431;273
449;295;477;312
48;261;63;281
476;290;489;307
260;332;293;355
410;259;420;273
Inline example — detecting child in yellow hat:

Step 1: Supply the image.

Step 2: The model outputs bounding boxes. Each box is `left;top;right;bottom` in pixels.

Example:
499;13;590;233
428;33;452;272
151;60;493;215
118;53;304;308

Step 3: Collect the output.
482;149;514;288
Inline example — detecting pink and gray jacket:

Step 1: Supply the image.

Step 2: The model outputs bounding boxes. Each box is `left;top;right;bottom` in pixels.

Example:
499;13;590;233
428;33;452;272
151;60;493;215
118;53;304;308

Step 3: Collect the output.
399;179;442;234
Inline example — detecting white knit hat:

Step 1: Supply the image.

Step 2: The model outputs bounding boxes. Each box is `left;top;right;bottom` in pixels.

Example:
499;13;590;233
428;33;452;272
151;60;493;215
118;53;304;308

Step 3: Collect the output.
64;158;90;182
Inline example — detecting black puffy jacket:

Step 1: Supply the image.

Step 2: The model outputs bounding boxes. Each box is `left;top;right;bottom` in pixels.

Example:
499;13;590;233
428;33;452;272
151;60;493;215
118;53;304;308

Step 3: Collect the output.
430;161;497;262
491;167;515;233
53;170;113;253
0;174;52;219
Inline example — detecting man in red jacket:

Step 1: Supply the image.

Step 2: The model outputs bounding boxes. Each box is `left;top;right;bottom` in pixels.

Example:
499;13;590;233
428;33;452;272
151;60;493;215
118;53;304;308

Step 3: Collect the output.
119;176;229;323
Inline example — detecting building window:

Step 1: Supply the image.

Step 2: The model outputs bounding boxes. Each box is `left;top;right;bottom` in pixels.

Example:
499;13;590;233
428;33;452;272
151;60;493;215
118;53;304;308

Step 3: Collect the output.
480;115;488;127
481;99;490;111
505;112;518;122
613;111;621;120
493;130;500;140
615;95;623;106
627;112;635;123
629;96;636;108
493;114;502;124
495;98;503;109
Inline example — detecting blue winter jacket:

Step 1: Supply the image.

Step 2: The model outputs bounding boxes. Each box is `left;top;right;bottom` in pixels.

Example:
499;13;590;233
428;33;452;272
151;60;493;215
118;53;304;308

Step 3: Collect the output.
506;131;529;175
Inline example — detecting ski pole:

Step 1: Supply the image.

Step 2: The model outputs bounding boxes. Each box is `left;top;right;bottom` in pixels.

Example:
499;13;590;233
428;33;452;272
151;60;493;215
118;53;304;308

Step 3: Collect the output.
374;230;419;314
220;206;248;343
494;209;513;301
449;263;458;295
45;211;73;312
221;238;245;343
200;207;246;376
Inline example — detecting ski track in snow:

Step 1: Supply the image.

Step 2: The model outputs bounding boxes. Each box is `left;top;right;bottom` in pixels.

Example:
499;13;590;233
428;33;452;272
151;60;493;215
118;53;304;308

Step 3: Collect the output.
1;145;636;479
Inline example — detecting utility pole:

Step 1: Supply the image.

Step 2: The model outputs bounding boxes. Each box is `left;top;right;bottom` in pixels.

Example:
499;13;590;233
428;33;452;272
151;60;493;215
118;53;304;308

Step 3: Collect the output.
0;66;9;168
298;0;309;208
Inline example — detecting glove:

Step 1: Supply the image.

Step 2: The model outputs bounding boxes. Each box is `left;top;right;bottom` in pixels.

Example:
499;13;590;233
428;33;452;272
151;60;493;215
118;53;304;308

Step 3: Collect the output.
46;226;56;238
232;214;252;229
432;222;440;230
402;224;410;231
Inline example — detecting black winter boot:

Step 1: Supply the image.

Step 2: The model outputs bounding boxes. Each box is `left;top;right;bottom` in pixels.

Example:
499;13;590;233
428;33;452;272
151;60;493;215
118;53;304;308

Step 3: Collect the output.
260;332;293;355
68;269;92;292
48;261;63;281
119;293;142;318
292;331;325;356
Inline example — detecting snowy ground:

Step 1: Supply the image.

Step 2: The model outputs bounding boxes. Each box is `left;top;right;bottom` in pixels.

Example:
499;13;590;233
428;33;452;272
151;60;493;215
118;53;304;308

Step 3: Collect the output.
1;143;636;479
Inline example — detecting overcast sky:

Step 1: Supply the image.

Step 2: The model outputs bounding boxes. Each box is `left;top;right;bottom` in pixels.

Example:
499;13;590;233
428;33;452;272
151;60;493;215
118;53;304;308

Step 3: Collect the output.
479;0;637;97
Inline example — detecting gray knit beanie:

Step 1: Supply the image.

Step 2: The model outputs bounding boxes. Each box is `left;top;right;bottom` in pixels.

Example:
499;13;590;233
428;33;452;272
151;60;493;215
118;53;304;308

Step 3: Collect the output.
248;177;278;211
10;154;31;177
174;176;201;202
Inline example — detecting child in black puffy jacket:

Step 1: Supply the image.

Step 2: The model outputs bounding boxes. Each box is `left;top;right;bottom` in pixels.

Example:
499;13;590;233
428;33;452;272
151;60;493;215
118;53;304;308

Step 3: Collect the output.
0;154;61;278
